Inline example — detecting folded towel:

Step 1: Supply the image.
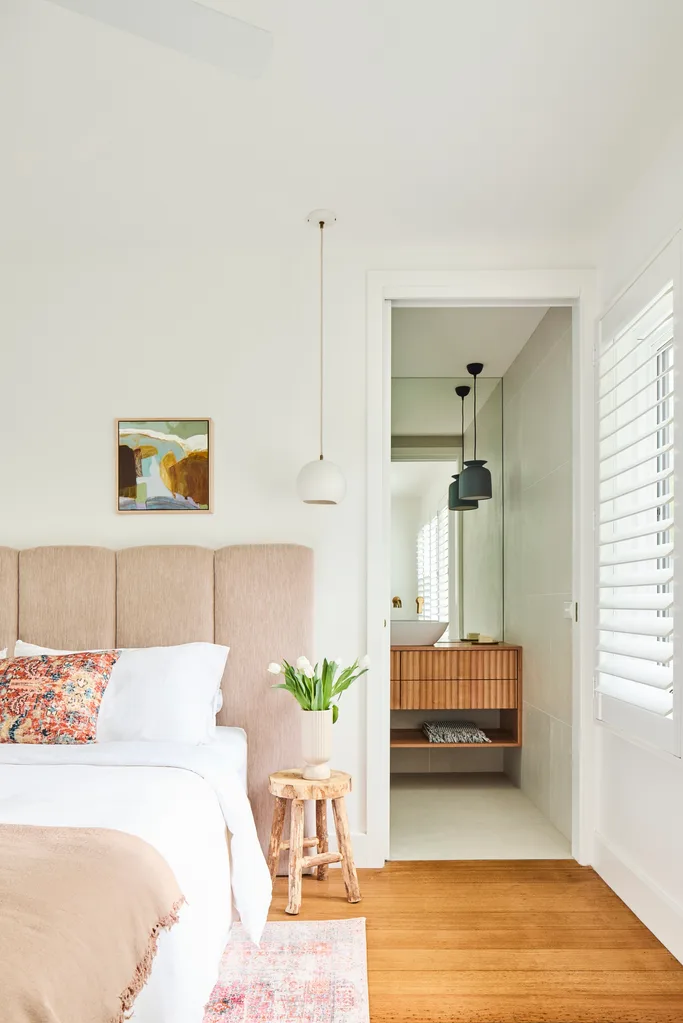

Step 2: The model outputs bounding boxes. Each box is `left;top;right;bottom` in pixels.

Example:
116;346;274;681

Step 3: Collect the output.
422;720;491;744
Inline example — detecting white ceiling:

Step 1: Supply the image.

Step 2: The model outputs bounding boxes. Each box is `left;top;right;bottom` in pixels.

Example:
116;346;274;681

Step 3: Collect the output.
3;0;683;247
392;377;500;436
391;460;458;499
392;307;549;378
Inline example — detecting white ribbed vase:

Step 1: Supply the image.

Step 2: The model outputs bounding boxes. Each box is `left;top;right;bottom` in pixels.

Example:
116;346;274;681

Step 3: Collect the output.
301;709;333;780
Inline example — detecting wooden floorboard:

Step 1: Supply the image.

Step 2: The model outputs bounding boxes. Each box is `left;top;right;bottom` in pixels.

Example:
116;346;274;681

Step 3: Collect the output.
269;860;683;1023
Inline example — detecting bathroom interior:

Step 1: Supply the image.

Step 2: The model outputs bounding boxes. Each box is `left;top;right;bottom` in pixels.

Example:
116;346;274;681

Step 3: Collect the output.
389;305;574;859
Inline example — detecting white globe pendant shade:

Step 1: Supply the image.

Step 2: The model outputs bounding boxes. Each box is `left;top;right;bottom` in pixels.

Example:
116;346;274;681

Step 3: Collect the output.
296;457;346;505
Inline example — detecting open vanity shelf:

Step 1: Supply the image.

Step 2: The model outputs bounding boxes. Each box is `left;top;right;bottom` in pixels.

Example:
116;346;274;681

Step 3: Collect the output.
390;643;523;749
390;727;519;748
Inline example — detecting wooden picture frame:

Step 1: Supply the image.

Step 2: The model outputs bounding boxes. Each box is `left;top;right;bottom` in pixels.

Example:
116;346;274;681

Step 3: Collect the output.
116;419;213;513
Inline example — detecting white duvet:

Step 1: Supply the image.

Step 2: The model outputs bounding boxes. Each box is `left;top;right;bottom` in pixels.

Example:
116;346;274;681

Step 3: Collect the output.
0;740;272;1023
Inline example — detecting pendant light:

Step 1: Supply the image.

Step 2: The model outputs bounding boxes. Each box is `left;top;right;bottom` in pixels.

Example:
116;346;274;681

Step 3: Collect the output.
458;362;493;501
449;385;478;511
296;210;346;505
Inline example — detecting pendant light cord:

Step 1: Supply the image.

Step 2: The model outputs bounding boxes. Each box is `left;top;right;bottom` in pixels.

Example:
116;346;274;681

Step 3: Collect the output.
472;372;477;460
318;220;324;461
460;392;465;462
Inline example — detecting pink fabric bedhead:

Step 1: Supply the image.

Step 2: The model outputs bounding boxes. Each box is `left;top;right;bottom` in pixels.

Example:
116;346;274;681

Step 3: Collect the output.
0;543;314;855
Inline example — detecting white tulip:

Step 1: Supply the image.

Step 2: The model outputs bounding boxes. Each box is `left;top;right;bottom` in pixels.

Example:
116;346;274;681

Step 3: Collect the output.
302;663;315;679
296;655;311;670
333;657;344;666
267;662;282;675
360;655;371;669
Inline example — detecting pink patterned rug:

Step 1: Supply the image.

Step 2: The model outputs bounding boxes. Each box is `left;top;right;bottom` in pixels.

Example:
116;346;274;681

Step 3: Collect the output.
204;918;369;1023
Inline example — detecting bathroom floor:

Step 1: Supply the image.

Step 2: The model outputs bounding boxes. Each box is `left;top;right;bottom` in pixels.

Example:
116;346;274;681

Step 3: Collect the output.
390;773;571;860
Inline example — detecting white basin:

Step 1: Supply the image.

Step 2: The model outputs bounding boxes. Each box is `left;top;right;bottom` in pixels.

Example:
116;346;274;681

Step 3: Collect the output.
391;620;448;646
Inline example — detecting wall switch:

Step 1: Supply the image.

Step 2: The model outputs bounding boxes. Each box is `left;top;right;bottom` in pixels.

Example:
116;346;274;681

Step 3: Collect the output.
563;601;576;621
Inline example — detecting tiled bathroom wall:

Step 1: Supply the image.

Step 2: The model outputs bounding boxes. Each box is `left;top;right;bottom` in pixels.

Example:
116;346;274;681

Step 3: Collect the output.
503;307;573;840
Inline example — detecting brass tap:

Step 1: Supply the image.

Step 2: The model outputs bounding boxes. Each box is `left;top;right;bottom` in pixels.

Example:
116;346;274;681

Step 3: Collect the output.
392;596;403;608
416;596;425;615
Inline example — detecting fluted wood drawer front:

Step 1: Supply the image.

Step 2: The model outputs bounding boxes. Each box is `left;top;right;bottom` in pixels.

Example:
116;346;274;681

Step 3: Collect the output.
400;678;518;710
400;649;518;681
390;650;401;681
390;680;402;710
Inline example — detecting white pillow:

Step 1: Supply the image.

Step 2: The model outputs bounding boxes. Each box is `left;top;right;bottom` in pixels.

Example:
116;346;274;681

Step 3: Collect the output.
14;639;225;716
0;649;6;659
14;640;228;745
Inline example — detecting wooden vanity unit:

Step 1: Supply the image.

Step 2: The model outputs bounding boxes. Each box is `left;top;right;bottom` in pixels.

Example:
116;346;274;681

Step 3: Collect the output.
390;643;522;748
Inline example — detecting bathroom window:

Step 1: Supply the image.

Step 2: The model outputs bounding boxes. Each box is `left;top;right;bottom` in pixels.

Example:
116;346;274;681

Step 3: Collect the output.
416;499;449;630
596;238;678;754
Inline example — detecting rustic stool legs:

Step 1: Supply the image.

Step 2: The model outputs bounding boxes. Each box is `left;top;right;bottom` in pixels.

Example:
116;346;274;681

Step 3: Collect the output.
286;798;305;915
266;796;287;882
315;798;329;881
268;793;361;914
332;796;361;903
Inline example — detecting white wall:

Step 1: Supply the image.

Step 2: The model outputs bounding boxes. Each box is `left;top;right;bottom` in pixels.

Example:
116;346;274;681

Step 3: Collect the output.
390;495;420;620
597;122;683;303
502;309;573;841
593;120;683;962
417;475;450;537
461;382;504;641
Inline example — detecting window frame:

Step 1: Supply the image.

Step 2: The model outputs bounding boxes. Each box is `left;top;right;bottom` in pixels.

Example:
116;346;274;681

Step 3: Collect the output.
596;235;681;758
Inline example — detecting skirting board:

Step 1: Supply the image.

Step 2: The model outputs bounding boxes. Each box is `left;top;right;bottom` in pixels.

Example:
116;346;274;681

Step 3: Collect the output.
343;832;377;868
594;832;683;964
287;806;377;870
335;832;383;868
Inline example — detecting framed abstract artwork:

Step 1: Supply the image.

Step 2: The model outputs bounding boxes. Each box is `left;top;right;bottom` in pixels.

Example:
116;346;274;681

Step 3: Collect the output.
116;419;212;513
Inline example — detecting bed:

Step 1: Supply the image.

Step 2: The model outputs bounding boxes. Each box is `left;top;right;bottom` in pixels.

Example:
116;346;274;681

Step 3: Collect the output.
0;543;314;1023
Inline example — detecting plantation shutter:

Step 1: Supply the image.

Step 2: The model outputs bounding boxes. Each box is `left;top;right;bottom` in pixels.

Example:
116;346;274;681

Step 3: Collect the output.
416;522;428;616
437;504;450;628
596;238;679;753
417;497;449;628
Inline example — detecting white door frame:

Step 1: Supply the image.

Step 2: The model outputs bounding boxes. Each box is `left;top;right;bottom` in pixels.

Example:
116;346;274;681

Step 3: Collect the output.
365;268;598;866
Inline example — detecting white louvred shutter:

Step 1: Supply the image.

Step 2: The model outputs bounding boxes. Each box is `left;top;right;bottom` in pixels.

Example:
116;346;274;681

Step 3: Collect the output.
596;237;679;754
416;496;450;630
439;501;449;630
416;522;429;616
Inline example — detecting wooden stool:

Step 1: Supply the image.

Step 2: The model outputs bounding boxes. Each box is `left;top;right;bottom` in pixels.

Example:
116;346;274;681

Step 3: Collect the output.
267;769;362;915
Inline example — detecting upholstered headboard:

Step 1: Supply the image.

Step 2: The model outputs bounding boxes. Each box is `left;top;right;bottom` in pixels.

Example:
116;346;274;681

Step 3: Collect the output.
0;544;314;855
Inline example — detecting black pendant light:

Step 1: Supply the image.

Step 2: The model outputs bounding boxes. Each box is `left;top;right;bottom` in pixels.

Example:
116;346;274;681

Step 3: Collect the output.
449;385;478;511
458;362;493;501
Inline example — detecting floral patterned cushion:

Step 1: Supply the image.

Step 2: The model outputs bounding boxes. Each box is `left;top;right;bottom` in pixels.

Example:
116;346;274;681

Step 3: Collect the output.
0;652;120;744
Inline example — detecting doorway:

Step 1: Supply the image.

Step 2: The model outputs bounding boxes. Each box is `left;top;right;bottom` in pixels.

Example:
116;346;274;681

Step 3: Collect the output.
389;306;572;859
364;269;597;868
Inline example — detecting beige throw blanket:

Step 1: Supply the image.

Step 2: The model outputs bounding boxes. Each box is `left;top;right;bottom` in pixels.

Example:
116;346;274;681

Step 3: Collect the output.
0;823;185;1023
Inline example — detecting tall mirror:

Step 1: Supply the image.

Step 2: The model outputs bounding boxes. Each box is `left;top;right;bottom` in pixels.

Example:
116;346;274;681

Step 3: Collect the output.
390;375;503;643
